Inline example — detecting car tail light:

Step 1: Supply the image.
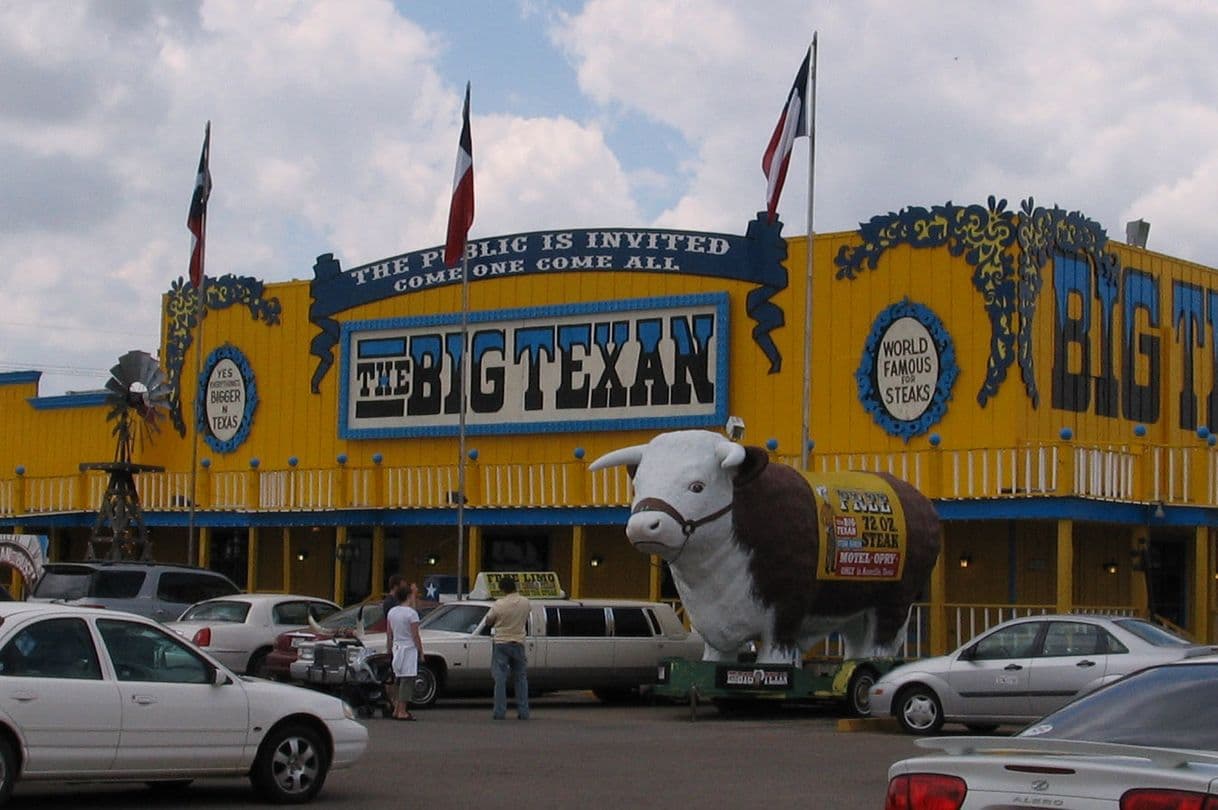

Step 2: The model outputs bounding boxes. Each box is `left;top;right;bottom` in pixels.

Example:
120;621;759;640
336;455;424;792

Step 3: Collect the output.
885;774;967;810
1121;789;1218;810
192;627;212;647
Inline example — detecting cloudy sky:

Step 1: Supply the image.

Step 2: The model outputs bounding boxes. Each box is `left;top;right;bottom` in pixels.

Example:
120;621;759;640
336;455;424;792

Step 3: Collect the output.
2;0;1216;395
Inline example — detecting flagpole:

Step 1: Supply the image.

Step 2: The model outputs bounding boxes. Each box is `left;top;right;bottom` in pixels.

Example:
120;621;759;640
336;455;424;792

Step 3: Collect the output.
800;34;818;472
187;258;205;565
187;120;211;566
456;252;469;600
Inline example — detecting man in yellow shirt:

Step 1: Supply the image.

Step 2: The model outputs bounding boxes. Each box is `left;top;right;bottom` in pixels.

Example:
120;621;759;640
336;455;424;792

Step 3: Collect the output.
484;576;531;720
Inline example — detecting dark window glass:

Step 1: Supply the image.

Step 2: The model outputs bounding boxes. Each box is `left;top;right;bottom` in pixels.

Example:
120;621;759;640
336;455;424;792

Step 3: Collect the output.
181;600;250;622
1040;622;1104;657
1113;618;1193;647
31;566;97;599
555;607;607;637
93;571;146;599
0;617;102;680
273;602;313;625
97;619;210;684
1103;631;1128;654
613;608;653;637
419;604;489;635
156;572;239;604
972;622;1041;660
1021;663;1218;749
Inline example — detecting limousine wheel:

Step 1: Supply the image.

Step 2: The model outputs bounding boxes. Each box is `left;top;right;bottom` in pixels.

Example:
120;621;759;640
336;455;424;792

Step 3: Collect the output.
412;664;439;708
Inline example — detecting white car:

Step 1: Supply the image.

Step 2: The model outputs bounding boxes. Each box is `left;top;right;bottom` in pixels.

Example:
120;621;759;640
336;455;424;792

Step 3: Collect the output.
885;657;1218;809
0;601;367;805
869;613;1213;734
166;593;340;676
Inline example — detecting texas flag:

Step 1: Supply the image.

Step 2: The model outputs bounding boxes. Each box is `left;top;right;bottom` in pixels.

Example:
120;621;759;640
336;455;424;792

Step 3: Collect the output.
762;49;811;223
187;121;212;289
444;83;474;268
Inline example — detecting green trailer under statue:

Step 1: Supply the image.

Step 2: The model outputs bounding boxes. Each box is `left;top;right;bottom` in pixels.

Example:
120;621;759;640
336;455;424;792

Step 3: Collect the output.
655;656;905;720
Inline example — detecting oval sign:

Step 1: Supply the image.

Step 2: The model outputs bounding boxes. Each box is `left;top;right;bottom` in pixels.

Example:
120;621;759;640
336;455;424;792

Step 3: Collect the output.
856;300;958;442
196;344;258;454
875;316;939;422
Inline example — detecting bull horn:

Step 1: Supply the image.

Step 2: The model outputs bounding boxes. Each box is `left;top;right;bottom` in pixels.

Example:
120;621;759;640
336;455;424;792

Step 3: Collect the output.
589;445;646;472
354;605;366;641
307;614;326;634
717;440;746;470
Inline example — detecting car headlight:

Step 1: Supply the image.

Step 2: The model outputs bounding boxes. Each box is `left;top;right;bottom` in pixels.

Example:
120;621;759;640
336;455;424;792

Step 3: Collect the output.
298;645;315;662
346;646;363;665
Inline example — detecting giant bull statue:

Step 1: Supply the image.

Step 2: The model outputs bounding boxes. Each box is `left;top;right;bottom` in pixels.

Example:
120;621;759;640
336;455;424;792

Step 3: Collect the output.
590;430;941;663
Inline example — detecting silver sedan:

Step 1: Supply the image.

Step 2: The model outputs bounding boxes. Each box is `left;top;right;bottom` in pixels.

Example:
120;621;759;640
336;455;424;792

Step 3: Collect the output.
869;613;1213;734
167;593;339;676
885;657;1218;809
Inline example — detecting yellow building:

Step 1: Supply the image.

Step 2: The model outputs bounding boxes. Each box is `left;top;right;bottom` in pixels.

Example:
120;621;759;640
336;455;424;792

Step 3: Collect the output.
2;198;1215;654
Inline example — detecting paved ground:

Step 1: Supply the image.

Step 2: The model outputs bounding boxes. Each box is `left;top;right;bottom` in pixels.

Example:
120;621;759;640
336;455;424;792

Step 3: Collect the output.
11;692;995;809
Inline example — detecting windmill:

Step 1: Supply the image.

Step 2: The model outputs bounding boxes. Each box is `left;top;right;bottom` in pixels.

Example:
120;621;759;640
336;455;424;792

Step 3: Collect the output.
81;351;172;561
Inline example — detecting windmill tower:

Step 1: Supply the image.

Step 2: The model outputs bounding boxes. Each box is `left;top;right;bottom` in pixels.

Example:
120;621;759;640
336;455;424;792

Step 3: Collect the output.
81;351;172;561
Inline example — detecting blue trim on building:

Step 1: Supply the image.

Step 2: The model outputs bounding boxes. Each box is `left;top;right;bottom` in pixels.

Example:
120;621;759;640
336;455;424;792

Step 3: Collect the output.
0;371;41;386
3;499;1207;532
27;391;109;410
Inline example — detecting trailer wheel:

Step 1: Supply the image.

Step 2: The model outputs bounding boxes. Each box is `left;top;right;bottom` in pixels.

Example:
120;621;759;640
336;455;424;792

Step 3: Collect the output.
846;667;878;717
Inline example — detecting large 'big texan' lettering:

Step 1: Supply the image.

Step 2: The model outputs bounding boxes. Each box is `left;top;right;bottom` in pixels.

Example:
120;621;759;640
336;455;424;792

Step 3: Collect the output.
1052;253;1218;431
353;313;715;417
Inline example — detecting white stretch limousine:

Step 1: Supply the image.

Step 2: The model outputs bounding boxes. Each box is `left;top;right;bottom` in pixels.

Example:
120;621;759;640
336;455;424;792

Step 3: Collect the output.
291;593;703;707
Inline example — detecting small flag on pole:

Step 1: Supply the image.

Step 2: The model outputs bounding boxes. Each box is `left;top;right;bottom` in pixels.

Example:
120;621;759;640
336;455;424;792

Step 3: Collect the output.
444;83;475;268
187;122;212;289
762;49;810;223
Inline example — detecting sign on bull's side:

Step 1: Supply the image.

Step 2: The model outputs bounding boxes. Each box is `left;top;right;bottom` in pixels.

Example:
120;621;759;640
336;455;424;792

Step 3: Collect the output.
809;471;908;581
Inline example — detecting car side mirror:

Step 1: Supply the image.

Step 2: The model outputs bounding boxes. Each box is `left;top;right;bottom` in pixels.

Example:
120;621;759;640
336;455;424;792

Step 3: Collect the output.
211;666;230;686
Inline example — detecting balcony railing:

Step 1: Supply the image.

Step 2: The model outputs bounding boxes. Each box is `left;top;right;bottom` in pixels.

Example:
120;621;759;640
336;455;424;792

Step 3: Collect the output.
2;440;1214;517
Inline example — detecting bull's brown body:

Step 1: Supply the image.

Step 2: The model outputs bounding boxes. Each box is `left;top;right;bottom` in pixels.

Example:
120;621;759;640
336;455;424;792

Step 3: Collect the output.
732;447;942;651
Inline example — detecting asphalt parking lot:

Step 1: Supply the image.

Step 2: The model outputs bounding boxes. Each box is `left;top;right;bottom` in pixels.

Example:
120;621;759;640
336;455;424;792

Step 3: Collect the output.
10;691;971;809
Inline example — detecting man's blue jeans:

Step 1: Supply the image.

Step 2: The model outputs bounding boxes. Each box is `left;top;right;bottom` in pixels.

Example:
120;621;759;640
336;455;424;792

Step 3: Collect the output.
492;642;529;719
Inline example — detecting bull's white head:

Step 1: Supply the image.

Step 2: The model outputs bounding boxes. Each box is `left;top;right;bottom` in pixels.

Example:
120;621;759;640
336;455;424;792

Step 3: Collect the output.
589;430;745;561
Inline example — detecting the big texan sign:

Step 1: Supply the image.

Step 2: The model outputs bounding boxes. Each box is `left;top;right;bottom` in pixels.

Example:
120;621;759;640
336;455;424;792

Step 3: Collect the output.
310;214;791;437
340;294;728;438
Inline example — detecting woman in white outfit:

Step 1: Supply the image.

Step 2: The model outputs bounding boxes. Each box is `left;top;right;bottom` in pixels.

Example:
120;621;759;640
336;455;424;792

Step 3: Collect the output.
385;583;424;720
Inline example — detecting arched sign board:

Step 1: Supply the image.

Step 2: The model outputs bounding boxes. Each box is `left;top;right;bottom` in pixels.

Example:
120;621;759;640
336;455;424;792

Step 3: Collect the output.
0;534;48;588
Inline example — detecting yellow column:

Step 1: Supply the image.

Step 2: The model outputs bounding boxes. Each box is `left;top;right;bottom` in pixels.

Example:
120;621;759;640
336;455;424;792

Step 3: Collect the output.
1193;526;1211;643
371;525;385;598
929;546;948;656
1131;527;1150;617
282;527;293;594
198;526;211;568
649;555;662;601
1056;519;1074;613
333;525;347;605
10;525;25;600
570;526;585;598
466;526;481;586
246;526;259;591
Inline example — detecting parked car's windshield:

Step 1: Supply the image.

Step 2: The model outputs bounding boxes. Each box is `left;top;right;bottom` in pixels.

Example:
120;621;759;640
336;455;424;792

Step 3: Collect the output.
319;602;383;631
1019;662;1218;749
32;567;145;600
420;604;489;633
179;600;251;622
1112;618;1194;647
31;568;95;599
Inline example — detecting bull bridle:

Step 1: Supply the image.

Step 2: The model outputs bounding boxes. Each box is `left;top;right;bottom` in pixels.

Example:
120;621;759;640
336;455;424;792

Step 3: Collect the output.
631;497;733;561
